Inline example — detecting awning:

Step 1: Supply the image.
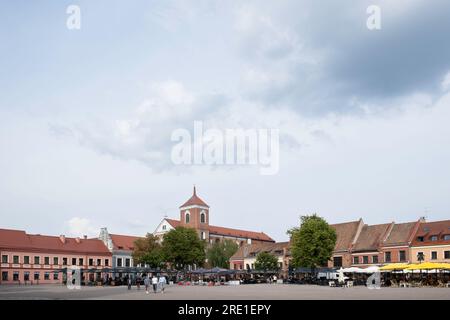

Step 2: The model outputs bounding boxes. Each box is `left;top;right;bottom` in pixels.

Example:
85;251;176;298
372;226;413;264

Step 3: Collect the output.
379;263;410;271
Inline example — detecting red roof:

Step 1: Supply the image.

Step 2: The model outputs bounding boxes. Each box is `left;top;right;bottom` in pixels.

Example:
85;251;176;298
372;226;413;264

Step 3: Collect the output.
110;234;142;251
179;186;209;208
164;219;274;242
411;220;450;246
0;228;110;255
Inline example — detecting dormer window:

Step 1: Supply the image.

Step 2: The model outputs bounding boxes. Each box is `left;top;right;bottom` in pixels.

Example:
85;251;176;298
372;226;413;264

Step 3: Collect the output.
430;235;438;241
444;235;450;241
417;236;424;242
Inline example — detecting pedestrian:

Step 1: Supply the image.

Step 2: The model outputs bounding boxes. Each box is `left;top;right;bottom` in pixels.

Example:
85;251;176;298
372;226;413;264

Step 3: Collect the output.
152;274;158;293
159;275;167;294
144;276;150;294
136;277;141;290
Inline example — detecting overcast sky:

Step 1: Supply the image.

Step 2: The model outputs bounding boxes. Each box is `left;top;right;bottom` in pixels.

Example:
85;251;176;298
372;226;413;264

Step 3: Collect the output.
1;0;450;242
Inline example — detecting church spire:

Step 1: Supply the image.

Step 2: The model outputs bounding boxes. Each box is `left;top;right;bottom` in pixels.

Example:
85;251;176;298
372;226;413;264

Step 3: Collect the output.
193;185;196;196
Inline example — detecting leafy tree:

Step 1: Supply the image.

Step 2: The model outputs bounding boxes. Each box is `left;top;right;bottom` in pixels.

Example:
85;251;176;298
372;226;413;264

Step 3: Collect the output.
132;233;164;268
289;214;337;269
254;251;279;271
161;227;206;270
206;239;239;268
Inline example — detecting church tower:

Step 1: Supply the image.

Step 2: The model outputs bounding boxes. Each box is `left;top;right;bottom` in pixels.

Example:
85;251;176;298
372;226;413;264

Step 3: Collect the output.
179;186;210;241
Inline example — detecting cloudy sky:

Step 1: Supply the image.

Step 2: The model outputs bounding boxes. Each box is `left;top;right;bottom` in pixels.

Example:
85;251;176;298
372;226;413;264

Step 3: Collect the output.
1;0;450;242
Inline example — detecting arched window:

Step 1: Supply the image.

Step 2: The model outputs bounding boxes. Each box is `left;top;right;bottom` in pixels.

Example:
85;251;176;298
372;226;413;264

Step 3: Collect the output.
200;211;206;223
185;212;190;223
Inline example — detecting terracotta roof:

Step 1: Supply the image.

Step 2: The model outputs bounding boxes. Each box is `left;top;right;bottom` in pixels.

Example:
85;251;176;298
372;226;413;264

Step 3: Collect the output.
164;218;274;242
208;225;274;242
383;222;417;246
110;234;142;251
330;220;361;252
230;242;289;260
411;220;450;246
352;223;391;252
179;186;209;208
0;228;110;255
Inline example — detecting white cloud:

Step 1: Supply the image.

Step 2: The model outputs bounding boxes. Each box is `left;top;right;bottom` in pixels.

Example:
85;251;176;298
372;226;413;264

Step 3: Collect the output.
65;217;98;238
441;71;450;92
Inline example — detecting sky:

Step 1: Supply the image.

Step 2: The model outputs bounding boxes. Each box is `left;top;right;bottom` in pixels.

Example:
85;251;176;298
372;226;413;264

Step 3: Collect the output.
1;0;450;242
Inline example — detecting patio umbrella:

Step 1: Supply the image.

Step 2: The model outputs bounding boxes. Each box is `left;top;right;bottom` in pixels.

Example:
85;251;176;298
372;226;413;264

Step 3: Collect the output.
338;268;345;285
379;263;410;271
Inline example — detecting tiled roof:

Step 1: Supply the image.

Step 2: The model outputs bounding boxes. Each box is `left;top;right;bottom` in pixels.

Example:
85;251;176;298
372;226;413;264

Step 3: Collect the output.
179;186;209;208
411;220;450;246
110;234;142;251
230;242;289;260
330;220;361;252
0;228;110;255
383;222;417;246
164;219;274;242
352;223;391;252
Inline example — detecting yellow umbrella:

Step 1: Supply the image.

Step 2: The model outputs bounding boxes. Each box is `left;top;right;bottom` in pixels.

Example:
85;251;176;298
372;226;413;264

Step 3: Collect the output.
404;262;446;270
436;263;450;270
379;263;410;271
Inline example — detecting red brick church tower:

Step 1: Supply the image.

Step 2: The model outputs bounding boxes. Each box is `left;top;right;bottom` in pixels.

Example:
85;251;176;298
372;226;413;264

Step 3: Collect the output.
179;186;210;241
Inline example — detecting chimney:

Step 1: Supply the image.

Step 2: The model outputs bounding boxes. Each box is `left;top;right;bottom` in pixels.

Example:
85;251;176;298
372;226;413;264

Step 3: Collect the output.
83;235;87;239
59;235;66;244
419;216;426;222
75;237;81;243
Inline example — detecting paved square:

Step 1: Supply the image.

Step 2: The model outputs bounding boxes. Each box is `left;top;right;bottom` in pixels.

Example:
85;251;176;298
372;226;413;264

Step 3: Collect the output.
0;284;449;300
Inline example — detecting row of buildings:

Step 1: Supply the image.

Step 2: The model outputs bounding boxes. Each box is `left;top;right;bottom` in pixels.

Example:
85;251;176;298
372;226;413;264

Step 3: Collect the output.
229;218;450;276
1;187;450;284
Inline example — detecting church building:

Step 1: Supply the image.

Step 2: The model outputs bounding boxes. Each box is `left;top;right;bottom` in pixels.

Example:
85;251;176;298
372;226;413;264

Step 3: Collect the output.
153;187;274;246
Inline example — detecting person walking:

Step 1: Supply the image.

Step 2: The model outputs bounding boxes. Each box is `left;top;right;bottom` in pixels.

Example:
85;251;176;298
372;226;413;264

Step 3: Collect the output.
159;275;167;294
136;276;141;290
152;274;158;293
144;276;150;294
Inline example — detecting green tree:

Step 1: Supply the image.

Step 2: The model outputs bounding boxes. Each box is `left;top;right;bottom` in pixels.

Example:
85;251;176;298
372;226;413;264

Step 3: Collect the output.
206;240;239;268
161;227;206;270
289;214;337;269
132;233;164;268
254;251;279;271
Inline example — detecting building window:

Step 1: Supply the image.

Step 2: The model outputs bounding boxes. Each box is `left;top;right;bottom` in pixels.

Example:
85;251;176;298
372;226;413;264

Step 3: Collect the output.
162;225;166;230
78;258;83;266
417;236;424;242
71;258;76;266
117;258;123;267
105;259;109;266
353;256;359;264
431;251;438;260
89;259;94;266
53;272;59;280
97;259;101;266
13;256;19;264
2;272;8;281
417;252;425;262
430;235;438;241
200;212;206;223
444;251;450;259
24;256;30;264
125;258;131;267
44;272;50;280
2;255;8;263
372;256;379;264
201;231;206;240
399;251;406;262
385;252;391;263
185;212;190;223
333;256;342;267
34;272;40;280
444;235;450;241
62;258;67;266
34;256;40;264
24;272;29;281
13;272;19;281
44;257;50;265
363;256;369;264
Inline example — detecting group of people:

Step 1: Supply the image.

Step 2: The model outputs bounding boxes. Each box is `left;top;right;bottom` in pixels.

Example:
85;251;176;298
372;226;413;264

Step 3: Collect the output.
127;274;167;294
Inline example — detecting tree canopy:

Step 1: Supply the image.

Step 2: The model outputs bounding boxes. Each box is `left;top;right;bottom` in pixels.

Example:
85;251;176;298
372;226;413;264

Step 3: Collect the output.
206;239;239;268
161;227;206;270
132;233;164;268
289;214;337;269
254;251;279;271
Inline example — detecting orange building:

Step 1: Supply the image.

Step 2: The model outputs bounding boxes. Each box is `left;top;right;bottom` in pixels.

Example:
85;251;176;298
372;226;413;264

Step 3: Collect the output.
0;229;111;285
